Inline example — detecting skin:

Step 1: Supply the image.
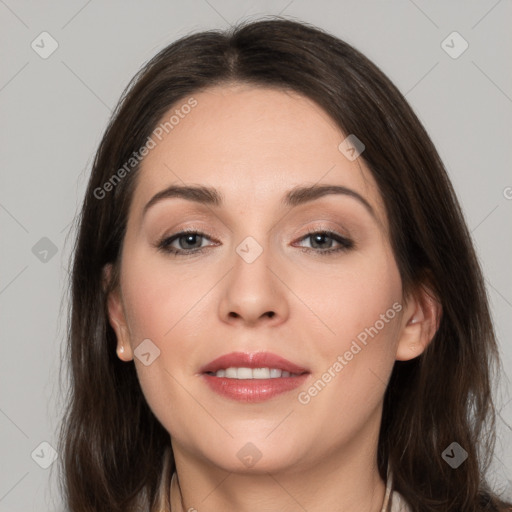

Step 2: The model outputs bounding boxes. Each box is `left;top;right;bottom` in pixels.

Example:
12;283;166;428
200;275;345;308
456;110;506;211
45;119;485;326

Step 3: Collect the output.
105;83;440;512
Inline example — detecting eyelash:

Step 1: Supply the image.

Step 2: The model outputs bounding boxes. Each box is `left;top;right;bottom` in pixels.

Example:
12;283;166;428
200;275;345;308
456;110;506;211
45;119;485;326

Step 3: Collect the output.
155;228;354;257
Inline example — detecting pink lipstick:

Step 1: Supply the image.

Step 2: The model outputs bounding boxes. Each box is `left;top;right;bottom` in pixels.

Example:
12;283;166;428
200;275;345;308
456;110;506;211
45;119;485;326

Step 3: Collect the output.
199;352;310;403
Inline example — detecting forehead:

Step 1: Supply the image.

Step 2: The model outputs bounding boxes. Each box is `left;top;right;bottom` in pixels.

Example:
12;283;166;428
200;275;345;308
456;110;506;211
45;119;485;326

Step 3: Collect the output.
129;84;386;223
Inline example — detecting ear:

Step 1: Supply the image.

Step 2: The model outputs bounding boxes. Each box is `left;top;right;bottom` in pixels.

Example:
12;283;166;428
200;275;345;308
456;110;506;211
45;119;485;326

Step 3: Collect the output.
395;283;442;361
103;264;134;362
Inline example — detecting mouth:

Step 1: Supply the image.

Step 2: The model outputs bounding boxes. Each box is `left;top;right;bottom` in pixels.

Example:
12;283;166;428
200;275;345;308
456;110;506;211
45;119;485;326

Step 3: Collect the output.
205;367;303;378
199;352;310;402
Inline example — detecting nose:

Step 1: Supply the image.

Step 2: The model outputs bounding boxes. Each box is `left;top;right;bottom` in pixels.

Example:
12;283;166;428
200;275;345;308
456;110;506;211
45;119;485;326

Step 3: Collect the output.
217;242;289;327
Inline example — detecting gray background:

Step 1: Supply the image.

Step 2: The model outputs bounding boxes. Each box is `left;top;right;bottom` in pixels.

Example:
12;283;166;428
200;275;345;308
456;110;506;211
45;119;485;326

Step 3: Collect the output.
0;1;511;510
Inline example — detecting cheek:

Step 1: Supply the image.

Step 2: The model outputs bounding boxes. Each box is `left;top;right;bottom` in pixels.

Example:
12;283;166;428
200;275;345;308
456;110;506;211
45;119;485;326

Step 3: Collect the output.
118;252;215;430
120;249;210;344
119;280;198;439
301;248;403;355
297;253;402;415
297;250;403;422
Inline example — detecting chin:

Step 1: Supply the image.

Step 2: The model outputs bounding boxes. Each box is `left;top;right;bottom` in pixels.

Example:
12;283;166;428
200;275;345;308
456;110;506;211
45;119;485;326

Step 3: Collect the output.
197;437;306;475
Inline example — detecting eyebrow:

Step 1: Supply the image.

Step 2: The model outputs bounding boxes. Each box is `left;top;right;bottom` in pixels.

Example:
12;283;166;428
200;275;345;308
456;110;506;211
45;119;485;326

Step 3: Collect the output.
142;183;376;218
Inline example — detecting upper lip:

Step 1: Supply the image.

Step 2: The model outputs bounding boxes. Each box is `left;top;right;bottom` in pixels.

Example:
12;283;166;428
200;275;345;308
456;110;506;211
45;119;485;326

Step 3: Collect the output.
199;352;309;374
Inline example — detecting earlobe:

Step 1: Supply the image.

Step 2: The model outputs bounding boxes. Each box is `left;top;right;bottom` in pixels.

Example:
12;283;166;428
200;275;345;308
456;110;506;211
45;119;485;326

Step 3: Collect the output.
116;344;128;359
107;291;134;362
104;264;134;362
395;284;442;361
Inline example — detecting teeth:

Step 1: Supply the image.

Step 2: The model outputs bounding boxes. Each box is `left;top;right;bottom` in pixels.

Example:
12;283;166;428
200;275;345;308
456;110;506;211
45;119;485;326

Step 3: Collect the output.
237;367;253;379
212;367;299;379
225;367;238;378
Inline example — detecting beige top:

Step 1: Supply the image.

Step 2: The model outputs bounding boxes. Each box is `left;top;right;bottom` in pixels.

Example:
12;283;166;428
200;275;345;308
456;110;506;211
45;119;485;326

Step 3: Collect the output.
168;464;412;512
382;467;412;512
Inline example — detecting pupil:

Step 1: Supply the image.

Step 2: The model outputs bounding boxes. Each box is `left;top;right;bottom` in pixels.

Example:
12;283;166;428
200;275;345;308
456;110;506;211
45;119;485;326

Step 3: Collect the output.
182;234;201;249
313;234;330;249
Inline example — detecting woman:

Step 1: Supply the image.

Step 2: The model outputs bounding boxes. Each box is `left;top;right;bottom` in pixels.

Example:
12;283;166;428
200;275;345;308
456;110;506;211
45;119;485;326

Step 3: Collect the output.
59;17;511;511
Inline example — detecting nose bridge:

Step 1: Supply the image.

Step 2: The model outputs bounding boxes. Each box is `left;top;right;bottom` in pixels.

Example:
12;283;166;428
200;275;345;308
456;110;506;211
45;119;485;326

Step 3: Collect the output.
218;230;288;324
232;232;275;295
229;199;276;274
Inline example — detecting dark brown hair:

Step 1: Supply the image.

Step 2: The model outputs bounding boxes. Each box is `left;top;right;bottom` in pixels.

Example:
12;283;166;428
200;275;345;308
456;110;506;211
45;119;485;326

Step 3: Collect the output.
58;16;511;512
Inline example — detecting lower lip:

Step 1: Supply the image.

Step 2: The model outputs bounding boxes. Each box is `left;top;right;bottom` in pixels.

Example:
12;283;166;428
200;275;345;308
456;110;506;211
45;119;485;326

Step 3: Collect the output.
202;373;310;402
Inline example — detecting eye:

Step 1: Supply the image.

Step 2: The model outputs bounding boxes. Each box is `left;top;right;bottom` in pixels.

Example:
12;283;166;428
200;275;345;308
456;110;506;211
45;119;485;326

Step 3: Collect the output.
156;230;217;256
294;230;354;255
155;228;354;257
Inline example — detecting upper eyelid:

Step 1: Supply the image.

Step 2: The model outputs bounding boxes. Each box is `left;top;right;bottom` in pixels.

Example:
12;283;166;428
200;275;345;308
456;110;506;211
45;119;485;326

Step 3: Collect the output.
161;226;351;246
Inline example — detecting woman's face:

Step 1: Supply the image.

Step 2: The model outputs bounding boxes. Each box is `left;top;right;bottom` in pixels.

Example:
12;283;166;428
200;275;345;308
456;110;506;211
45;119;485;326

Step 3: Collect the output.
107;84;419;475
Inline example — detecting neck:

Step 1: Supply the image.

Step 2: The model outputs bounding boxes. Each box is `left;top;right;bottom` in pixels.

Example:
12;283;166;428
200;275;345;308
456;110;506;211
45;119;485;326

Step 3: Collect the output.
170;437;387;512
